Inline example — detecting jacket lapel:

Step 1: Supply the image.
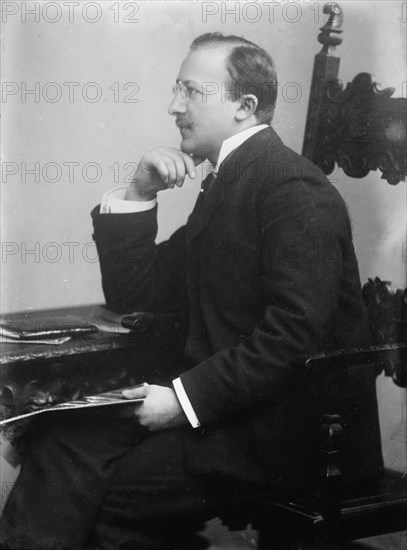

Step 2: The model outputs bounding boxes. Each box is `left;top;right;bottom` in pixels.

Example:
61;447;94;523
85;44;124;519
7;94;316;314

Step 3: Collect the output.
185;127;282;242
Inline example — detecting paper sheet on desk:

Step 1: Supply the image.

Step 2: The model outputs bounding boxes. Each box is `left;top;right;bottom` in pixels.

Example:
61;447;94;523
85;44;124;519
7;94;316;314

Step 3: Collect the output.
0;333;72;345
0;318;97;344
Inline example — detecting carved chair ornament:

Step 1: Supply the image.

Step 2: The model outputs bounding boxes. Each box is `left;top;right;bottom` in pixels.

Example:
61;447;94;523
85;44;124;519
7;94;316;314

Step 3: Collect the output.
303;3;407;185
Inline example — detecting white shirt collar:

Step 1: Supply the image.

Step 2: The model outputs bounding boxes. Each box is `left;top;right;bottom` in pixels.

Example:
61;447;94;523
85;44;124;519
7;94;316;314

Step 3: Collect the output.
214;124;269;173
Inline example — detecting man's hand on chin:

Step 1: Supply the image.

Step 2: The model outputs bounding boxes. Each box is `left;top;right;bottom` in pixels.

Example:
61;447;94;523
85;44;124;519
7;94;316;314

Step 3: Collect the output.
125;147;205;202
121;384;188;431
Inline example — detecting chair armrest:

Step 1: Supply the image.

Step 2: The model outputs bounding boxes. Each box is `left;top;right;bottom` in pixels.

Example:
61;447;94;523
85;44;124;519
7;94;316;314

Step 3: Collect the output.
290;343;406;519
292;344;407;387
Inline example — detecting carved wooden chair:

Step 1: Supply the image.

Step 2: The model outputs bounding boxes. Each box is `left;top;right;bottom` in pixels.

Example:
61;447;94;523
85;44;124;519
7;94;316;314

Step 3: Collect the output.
217;3;407;548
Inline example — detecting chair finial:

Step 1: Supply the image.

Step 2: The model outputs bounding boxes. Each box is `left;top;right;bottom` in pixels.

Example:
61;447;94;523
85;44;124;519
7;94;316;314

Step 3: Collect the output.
318;3;343;53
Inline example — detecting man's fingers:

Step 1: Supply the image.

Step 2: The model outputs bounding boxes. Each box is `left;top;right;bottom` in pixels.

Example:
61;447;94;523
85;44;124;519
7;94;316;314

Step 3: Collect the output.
153;151;186;188
166;148;204;181
120;384;147;418
163;150;194;187
144;148;206;191
163;156;178;188
122;383;149;400
179;152;197;180
161;152;186;187
181;152;205;180
153;159;170;187
171;154;188;187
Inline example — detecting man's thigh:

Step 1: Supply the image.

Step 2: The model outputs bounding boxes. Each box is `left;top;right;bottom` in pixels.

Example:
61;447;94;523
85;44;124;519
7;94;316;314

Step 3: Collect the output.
0;409;146;549
89;428;262;550
1;413;265;550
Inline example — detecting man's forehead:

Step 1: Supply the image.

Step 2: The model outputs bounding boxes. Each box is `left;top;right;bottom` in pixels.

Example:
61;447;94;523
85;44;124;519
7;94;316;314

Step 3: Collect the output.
177;45;231;84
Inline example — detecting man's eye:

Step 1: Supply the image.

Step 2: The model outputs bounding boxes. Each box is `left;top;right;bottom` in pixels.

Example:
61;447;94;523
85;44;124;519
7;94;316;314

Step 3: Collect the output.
186;86;200;98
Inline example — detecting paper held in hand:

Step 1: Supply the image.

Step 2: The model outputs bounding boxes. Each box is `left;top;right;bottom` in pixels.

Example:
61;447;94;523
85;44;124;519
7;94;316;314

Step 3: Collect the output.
0;386;145;427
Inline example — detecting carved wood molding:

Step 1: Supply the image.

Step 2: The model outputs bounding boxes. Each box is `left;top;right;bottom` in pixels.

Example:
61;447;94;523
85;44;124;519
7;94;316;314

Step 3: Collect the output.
362;277;407;346
315;73;406;184
0;334;138;366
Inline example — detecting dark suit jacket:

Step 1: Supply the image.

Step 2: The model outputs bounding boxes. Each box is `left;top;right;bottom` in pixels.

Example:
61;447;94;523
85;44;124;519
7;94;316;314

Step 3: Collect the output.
92;127;383;487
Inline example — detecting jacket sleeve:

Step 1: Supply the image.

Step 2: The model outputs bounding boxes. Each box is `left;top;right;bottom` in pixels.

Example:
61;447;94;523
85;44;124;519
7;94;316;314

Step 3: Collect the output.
91;206;187;313
179;177;363;424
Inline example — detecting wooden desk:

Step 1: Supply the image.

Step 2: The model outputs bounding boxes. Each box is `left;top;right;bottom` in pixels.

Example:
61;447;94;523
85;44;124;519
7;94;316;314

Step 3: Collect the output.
0;305;182;440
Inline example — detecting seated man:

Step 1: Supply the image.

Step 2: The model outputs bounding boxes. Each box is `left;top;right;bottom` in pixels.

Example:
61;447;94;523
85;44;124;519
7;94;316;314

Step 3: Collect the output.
0;33;383;550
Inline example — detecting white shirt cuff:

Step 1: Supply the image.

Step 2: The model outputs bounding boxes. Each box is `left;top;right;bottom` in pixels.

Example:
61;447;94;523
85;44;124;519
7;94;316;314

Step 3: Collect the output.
100;186;157;214
173;378;201;428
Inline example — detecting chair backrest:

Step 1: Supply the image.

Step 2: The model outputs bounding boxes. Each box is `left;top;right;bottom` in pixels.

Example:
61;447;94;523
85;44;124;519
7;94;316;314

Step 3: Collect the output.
299;10;407;517
302;1;407;386
302;3;407;185
363;277;406;346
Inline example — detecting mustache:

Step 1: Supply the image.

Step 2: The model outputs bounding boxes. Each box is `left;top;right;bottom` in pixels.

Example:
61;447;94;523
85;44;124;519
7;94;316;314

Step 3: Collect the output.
176;119;192;129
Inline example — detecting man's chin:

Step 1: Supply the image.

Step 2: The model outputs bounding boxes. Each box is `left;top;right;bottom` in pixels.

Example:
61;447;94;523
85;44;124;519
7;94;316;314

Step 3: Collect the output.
180;138;199;156
179;138;193;153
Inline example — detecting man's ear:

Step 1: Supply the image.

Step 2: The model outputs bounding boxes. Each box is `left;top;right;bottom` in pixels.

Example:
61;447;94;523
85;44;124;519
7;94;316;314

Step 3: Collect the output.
235;94;258;121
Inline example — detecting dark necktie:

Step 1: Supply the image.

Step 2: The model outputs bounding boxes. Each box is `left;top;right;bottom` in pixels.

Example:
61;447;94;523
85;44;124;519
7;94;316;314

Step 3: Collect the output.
199;148;237;200
200;170;217;197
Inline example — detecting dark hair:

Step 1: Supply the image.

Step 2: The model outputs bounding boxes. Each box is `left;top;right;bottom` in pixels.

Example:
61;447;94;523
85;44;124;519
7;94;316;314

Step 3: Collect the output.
190;33;277;124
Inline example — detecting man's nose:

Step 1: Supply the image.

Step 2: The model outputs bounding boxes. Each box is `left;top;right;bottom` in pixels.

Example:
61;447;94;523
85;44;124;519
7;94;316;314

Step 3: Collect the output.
168;93;187;116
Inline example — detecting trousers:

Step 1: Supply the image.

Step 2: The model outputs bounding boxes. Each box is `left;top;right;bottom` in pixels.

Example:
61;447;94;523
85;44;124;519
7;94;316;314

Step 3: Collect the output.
0;408;267;550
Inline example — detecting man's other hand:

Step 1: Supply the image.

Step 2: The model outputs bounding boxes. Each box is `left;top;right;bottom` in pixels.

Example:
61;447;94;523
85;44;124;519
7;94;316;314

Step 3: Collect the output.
126;148;205;201
121;384;188;431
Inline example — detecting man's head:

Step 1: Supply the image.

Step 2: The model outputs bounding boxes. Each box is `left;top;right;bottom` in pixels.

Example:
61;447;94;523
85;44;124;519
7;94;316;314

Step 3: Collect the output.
168;33;277;164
